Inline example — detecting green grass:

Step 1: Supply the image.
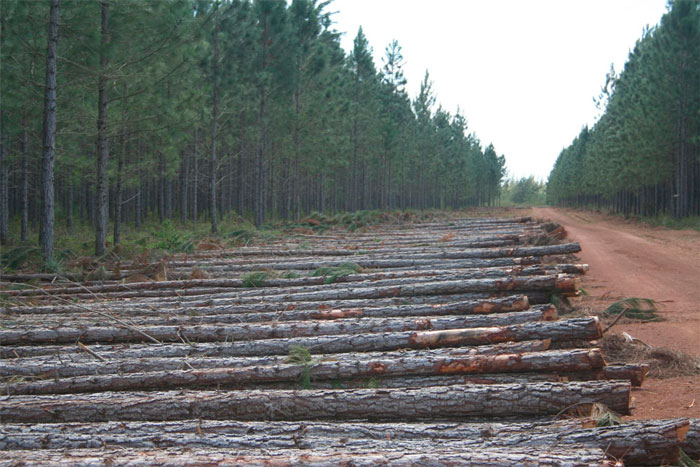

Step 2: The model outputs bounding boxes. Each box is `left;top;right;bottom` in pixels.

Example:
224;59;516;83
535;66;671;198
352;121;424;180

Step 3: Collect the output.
640;214;700;231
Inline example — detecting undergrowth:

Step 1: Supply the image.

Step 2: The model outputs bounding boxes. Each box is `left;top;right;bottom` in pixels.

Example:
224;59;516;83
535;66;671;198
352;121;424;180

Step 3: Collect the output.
285;345;319;389
312;263;363;284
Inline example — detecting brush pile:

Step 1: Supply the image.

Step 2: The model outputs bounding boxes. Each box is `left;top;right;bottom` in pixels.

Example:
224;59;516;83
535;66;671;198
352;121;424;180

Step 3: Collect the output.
1;215;696;465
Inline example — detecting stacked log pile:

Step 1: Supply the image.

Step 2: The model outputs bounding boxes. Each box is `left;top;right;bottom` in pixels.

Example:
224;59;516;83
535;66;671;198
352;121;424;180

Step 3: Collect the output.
1;215;695;465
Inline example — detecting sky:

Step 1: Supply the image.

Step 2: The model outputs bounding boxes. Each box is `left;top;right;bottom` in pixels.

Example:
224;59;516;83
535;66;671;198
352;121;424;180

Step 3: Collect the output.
329;0;668;181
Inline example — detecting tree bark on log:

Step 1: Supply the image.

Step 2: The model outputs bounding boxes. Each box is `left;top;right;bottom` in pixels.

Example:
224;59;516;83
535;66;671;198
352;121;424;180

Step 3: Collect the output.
2;339;551;367
0;316;600;350
563;363;649;387
0;381;631;423
102;274;578;306
3;349;604;395
0;418;687;465
3;296;532;327
682;418;700;460
0;308;556;343
0;340;552;380
4;264;586;298
0;447;610;466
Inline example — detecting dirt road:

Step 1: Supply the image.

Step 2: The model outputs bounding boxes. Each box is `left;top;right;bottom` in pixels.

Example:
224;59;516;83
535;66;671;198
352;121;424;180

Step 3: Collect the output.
531;207;700;419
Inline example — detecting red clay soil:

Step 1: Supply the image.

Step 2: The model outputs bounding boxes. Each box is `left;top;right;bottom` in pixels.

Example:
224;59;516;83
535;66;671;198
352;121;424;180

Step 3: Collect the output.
531;207;700;420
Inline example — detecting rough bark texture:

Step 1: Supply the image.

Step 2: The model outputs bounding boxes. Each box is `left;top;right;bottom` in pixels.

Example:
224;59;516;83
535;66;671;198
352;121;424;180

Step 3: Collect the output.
0;447;610;466
1;338;550;365
0;308;555;341
682;418;700;459
0;317;601;349
0;381;631;423
0;419;687;465
3;349;604;395
4;265;586;298
2;296;533;326
0;340;552;380
39;0;60;263
94;0;110;257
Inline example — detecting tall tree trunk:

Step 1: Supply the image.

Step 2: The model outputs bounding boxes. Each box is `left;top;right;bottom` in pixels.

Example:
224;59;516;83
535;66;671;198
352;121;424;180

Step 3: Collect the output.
95;0;110;257
209;18;219;234
39;0;60;263
21;115;29;242
179;151;187;224
66;183;73;233
0;8;8;245
255;16;268;228
113;83;127;246
236;112;244;216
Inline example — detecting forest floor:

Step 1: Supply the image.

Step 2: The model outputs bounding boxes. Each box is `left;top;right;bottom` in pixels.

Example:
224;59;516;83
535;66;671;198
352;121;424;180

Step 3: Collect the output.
530;207;700;420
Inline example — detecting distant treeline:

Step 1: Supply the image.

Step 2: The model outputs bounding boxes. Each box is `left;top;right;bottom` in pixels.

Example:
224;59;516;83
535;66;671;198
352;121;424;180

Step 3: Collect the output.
0;0;506;258
547;0;699;219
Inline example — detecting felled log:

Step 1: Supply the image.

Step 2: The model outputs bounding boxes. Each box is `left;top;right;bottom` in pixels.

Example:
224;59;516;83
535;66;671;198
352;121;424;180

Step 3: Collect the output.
0;339;551;368
3;349;604;395
563;363;649;387
0;340;552;380
0;317;601;354
21;271;573;303
0;307;556;345
157;256;543;275
297;372;560;389
682;418;700;459
1;293;536;317
5;264;586;300
148;274;579;305
0;381;631;423
3;296;533;328
0;418;685;465
0;447;611;466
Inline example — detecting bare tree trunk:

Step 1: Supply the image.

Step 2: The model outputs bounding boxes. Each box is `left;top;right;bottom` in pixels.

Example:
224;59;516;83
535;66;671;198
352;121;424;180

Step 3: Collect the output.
66;182;73;233
0;7;7;245
236;111;244;215
94;0;110;257
113;83;127;246
39;0;60;263
179;151;187;224
210;18;219;234
192;127;198;226
21;115;29;242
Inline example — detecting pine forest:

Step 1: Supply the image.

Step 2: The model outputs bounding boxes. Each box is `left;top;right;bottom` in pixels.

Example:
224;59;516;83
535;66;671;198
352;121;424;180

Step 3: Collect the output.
547;0;699;219
0;0;507;262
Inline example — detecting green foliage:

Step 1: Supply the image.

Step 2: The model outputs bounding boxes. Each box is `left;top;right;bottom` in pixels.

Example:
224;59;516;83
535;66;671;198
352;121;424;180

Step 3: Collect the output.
595;410;622;427
285;345;319;390
2;0;518;261
548;1;699;219
312;262;362;284
603;298;660;322
0;246;39;271
640;215;700;231
151;221;194;253
679;449;699;467
241;271;270;288
501;177;546;206
365;378;380;389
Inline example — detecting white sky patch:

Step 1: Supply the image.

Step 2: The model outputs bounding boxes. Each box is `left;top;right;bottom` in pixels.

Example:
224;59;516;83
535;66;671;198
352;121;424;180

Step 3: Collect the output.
329;0;667;181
